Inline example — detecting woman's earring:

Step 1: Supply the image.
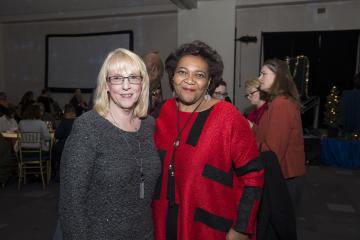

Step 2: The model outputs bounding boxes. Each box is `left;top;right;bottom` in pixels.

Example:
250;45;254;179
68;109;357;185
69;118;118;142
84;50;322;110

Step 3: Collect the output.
204;80;211;100
204;89;211;100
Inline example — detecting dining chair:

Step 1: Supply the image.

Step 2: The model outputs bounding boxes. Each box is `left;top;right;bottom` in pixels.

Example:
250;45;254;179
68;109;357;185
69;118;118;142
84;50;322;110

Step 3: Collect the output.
17;131;51;189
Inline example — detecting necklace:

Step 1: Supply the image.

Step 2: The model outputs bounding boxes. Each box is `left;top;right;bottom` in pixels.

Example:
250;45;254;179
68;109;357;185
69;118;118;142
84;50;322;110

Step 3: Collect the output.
109;111;139;132
122;132;145;199
173;99;203;148
167;98;204;206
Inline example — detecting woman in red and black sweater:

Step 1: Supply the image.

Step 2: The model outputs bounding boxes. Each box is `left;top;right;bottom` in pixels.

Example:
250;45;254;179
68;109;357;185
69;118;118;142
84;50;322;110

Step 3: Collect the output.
153;41;264;240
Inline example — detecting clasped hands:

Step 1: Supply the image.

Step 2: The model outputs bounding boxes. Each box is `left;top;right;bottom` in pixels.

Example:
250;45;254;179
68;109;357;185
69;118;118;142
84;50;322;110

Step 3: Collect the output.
226;228;249;240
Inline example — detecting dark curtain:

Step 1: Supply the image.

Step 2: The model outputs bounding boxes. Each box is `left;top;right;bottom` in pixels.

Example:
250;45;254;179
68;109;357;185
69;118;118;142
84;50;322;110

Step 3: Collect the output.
262;30;359;128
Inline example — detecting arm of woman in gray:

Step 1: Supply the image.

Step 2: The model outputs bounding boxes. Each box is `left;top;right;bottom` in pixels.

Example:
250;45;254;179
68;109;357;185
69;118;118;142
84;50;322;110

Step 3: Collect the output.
59;117;96;240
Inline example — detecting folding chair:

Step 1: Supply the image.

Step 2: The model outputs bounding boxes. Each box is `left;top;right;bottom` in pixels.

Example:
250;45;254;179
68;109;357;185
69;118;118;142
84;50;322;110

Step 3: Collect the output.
17;131;51;189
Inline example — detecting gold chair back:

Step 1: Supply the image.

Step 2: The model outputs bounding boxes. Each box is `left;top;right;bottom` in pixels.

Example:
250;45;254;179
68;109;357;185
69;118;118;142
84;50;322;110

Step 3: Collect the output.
17;131;51;189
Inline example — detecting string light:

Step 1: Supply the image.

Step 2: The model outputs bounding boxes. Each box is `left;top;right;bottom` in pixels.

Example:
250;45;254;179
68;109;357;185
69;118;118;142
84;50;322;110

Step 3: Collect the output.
324;85;341;130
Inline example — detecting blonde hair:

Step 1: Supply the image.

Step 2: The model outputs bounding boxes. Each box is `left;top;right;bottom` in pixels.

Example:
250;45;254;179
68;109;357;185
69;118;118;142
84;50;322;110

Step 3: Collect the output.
93;48;149;118
245;78;261;89
245;78;269;102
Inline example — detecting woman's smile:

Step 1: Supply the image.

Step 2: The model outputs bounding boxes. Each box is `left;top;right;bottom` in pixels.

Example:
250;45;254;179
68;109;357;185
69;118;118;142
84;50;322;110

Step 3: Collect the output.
119;93;134;98
182;87;195;92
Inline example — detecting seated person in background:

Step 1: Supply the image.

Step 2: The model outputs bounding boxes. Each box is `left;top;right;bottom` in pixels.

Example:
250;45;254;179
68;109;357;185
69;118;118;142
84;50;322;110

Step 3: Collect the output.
19;104;51;151
87;89;95;110
0;107;18;132
0;92;19;121
0;108;17;187
245;78;267;125
37;102;54;128
55;104;76;143
18;90;35;118
0;134;13;188
69;88;88;117
0;92;10;111
212;79;232;103
52;104;76;180
37;88;55;114
37;88;62;119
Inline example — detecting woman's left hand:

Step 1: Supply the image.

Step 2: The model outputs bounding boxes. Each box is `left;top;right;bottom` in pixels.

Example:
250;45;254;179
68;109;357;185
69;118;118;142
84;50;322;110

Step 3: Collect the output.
226;228;249;240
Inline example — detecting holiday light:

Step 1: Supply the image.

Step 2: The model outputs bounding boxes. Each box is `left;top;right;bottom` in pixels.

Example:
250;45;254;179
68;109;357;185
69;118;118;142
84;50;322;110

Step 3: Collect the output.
324;85;341;130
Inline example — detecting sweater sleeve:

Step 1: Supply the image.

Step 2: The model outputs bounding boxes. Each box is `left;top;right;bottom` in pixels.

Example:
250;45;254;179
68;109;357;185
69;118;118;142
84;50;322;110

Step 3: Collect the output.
264;98;297;166
230;109;264;235
59;117;96;240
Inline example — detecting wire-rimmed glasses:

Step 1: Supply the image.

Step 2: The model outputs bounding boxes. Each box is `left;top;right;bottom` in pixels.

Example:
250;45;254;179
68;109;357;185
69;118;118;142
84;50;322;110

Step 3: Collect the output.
244;89;259;98
107;75;142;85
213;91;228;99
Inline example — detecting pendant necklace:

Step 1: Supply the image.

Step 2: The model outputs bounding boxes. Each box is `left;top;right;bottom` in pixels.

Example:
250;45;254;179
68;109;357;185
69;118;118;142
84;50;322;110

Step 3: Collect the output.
109;110;139;132
109;111;144;199
167;98;204;206
122;131;145;199
173;98;204;149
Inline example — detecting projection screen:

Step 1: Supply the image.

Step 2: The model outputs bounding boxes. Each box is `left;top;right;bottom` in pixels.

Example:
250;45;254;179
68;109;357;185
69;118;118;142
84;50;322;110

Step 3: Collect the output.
45;31;133;93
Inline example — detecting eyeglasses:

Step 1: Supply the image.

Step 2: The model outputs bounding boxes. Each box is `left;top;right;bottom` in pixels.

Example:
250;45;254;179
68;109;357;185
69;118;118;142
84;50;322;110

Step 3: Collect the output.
213;91;228;99
244;89;259;98
174;68;208;81
107;75;142;85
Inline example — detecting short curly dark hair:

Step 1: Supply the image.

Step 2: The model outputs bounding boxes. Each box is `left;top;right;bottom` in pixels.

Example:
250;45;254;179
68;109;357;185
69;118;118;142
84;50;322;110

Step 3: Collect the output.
165;40;224;95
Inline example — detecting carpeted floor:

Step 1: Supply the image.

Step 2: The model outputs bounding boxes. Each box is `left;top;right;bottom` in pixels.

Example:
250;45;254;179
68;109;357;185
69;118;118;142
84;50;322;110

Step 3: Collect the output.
0;165;359;240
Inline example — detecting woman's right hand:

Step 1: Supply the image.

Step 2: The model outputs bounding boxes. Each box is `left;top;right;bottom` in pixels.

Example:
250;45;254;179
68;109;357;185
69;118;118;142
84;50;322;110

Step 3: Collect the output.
226;228;249;240
247;119;254;129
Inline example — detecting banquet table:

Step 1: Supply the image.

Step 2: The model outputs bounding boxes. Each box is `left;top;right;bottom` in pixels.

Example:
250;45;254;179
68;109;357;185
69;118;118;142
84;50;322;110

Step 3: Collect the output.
1;131;18;139
321;138;360;169
1;131;55;139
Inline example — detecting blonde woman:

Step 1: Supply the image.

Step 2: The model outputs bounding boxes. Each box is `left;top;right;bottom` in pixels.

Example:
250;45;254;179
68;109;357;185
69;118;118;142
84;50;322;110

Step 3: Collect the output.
59;48;161;240
244;78;267;125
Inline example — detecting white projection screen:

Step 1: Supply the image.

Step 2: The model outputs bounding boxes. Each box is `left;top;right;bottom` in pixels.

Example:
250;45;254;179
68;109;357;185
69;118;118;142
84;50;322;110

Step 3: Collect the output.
45;31;133;93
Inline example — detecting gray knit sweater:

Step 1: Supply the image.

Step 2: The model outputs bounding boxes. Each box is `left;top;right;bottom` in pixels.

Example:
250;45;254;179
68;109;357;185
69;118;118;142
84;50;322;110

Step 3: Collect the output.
59;110;161;240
